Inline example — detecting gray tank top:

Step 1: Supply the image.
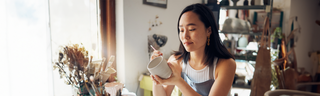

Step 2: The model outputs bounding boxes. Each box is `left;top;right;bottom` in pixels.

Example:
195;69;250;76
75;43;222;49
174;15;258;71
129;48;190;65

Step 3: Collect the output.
181;57;231;96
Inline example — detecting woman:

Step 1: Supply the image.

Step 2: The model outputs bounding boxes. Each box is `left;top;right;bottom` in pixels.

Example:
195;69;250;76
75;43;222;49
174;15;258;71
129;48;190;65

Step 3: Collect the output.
150;3;236;96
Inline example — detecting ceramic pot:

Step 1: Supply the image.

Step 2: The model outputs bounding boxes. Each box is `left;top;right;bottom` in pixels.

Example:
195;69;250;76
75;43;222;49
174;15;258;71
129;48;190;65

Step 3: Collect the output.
220;0;229;6
244;0;249;6
232;0;239;6
147;56;172;79
238;37;248;47
264;0;269;5
250;0;255;5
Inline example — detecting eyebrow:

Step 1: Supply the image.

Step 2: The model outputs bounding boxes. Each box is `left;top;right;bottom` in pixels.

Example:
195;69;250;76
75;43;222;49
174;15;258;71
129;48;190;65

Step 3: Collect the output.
179;23;196;27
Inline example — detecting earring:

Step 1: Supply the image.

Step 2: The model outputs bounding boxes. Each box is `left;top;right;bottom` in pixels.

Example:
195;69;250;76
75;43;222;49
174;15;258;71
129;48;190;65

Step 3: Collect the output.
207;36;210;46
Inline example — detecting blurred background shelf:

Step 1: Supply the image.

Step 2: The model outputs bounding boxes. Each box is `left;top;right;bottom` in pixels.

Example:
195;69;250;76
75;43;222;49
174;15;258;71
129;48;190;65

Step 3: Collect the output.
234;54;257;61
232;84;251;89
219;30;262;35
221;5;266;10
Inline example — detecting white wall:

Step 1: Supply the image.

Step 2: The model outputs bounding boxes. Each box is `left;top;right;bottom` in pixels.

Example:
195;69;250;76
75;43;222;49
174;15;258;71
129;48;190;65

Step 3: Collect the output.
273;0;291;37
0;0;9;95
0;0;53;96
116;0;126;89
116;0;202;95
290;0;319;73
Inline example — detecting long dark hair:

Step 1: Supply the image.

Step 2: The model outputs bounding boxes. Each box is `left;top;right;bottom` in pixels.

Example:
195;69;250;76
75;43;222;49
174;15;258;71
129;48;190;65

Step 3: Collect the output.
174;3;234;66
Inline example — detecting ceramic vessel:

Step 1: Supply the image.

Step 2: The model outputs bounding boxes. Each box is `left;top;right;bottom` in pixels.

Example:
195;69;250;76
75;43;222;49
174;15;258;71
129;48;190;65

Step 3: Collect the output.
238;37;248;47
105;82;124;96
147;56;172;79
251;0;255;5
222;18;251;32
232;0;239;6
264;0;269;5
244;0;249;6
220;0;229;6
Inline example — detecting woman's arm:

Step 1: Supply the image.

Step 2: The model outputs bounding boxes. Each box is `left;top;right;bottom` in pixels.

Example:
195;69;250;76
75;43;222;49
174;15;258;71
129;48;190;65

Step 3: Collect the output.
151;83;175;96
154;67;202;96
209;58;236;96
153;55;202;96
151;54;180;96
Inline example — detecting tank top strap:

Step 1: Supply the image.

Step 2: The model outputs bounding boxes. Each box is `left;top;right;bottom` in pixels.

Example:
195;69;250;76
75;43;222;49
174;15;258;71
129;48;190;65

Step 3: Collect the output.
182;60;186;72
182;57;219;80
211;57;219;80
209;60;214;80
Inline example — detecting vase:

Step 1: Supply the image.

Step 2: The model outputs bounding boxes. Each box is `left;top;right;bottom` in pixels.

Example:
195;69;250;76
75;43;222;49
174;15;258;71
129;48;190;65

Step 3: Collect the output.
71;82;105;96
105;82;124;96
250;0;255;5
232;0;239;6
264;0;269;5
71;83;91;96
220;0;229;6
238;36;248;48
71;85;80;96
244;0;249;6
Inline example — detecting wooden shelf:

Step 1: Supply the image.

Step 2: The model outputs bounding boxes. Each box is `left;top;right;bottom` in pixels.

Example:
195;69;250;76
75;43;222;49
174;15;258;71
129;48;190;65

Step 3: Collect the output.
219;31;262;35
232;84;251;89
221;5;266;10
234;54;257;61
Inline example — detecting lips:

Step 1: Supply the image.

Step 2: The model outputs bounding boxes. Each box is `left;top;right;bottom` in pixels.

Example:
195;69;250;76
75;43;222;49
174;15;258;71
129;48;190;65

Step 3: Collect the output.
183;42;193;46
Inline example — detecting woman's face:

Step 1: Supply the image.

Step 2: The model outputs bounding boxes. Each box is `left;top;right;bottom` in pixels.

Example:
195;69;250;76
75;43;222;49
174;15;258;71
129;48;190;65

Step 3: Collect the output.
179;11;211;52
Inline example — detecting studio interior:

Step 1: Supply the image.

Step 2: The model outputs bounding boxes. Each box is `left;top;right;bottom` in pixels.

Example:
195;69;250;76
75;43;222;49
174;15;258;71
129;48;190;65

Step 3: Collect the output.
1;0;320;96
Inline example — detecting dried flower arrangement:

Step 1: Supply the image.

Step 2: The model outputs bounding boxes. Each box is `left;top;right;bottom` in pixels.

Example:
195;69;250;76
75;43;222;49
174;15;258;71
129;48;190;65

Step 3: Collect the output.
53;44;116;96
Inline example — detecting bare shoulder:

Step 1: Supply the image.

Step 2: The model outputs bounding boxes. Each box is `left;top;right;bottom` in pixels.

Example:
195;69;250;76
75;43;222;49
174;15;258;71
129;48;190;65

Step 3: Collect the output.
217;58;236;68
215;58;236;78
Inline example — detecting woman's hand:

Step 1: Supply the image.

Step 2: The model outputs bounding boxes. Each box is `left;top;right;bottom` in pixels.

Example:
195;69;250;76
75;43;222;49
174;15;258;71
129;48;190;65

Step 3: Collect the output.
150;50;163;86
150;50;163;61
150;55;183;86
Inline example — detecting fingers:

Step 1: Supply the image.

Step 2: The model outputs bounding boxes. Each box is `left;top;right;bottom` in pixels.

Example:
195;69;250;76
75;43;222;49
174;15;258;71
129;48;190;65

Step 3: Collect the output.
150;75;160;85
150;50;163;60
153;50;163;56
167;62;176;73
153;75;164;84
151;75;165;85
167;62;182;77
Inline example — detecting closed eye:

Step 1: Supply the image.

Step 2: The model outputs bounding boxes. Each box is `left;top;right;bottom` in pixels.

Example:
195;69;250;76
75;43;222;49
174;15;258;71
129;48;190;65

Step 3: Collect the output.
179;29;184;32
189;28;195;31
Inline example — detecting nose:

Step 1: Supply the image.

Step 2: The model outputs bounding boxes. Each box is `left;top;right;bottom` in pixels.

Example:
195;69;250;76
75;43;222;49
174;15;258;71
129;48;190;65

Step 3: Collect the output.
181;30;190;40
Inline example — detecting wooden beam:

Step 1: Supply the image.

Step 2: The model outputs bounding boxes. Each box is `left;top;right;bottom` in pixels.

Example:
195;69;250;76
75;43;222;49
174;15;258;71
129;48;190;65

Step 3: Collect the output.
100;0;116;82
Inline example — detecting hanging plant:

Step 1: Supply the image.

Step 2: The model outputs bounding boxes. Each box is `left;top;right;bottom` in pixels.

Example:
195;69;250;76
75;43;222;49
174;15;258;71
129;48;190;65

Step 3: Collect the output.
271;27;283;43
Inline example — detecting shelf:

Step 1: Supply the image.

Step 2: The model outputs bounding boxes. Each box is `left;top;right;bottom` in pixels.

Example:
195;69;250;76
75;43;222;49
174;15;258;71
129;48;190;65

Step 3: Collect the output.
236;47;258;51
219;31;262;35
220;5;266;10
234;54;257;61
232;84;251;89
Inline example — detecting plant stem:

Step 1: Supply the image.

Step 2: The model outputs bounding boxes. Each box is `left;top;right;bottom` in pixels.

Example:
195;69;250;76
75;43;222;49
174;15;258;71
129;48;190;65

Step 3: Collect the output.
84;82;94;96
